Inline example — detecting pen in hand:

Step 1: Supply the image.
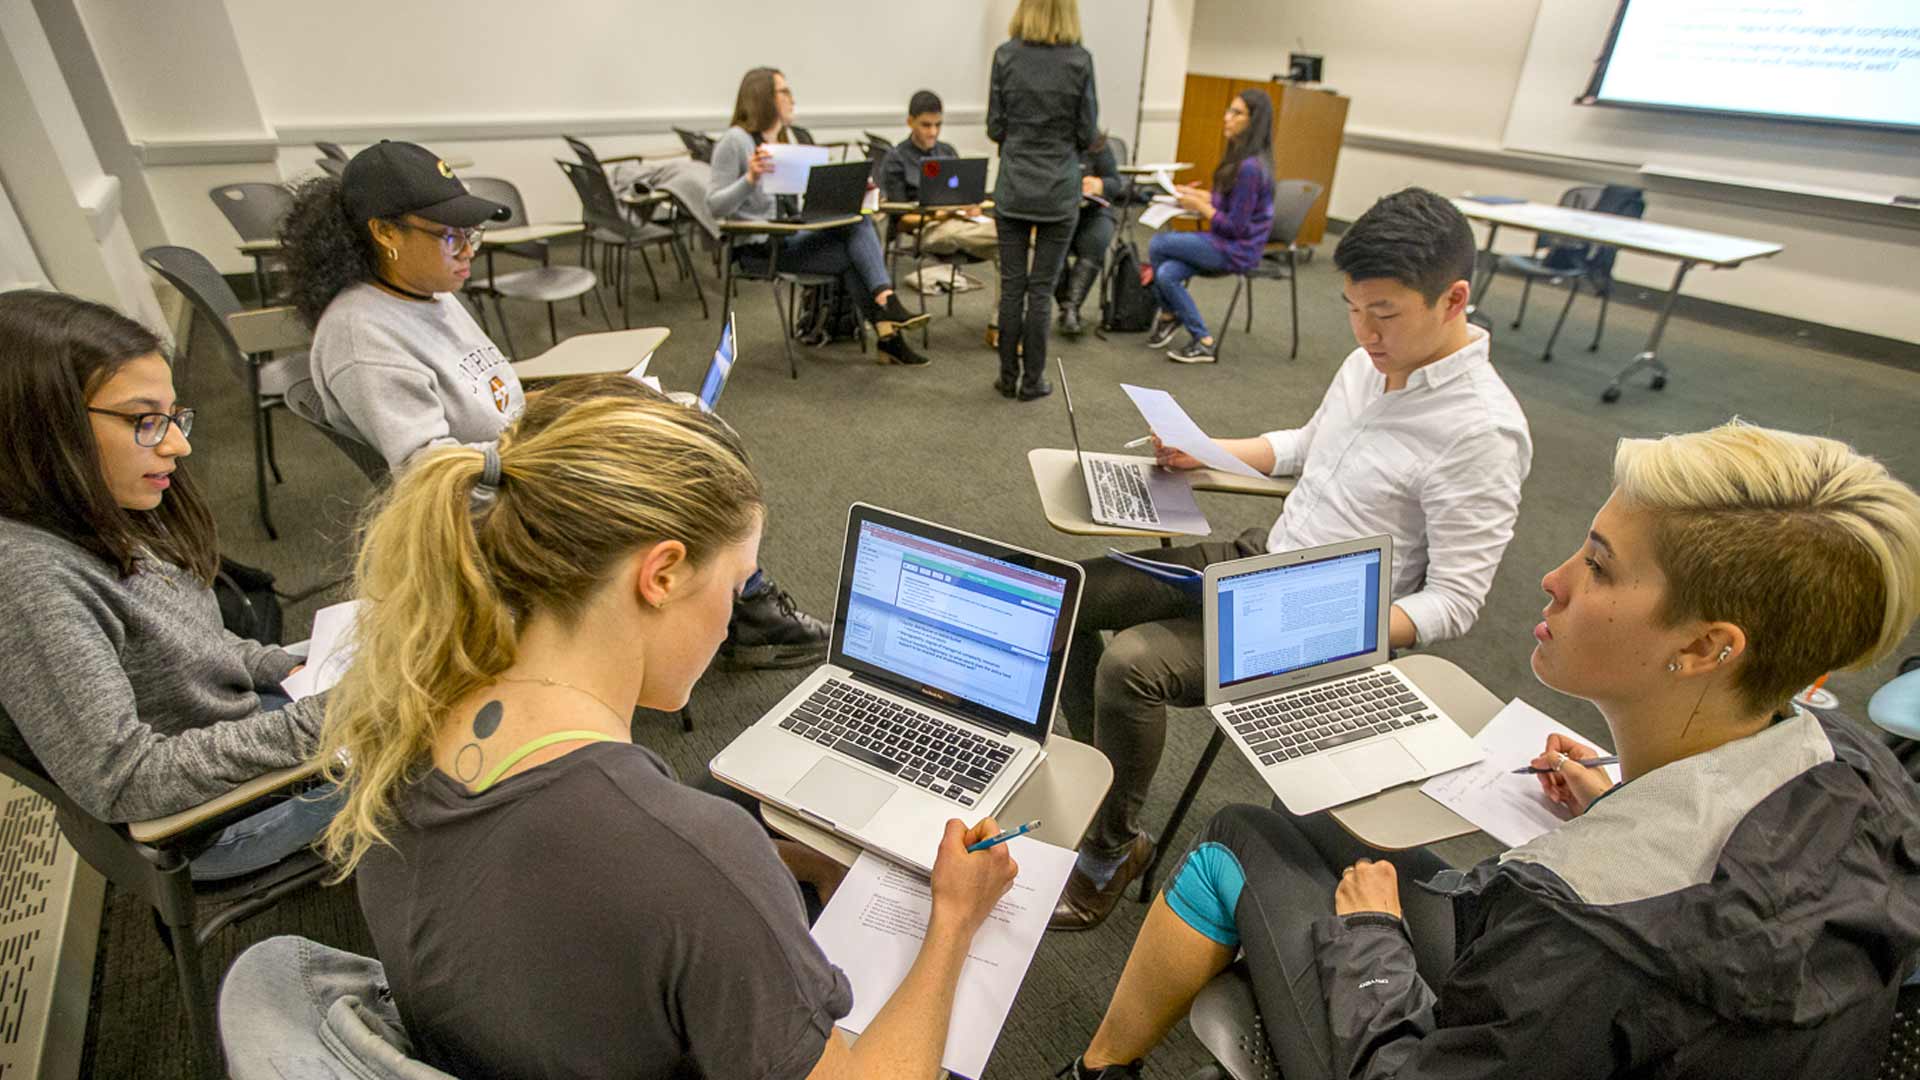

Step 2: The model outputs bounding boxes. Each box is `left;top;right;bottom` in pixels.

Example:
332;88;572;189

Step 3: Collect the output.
1123;436;1153;449
1512;755;1619;775
967;819;1041;852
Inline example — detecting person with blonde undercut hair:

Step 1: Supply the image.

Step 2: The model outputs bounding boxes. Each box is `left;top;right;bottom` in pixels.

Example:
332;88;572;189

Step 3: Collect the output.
1059;420;1920;1080
316;376;1017;1080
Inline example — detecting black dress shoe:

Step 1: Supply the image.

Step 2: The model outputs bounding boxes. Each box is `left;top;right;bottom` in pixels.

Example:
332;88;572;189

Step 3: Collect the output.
719;579;829;670
994;376;1019;398
1017;379;1054;401
1049;833;1154;931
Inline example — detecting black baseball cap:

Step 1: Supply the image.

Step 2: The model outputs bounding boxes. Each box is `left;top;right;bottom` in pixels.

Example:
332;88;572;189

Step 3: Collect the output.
341;140;509;227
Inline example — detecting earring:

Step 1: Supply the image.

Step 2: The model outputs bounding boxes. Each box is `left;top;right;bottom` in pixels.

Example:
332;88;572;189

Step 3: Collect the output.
1666;661;1679;673
1717;645;1733;662
382;245;398;262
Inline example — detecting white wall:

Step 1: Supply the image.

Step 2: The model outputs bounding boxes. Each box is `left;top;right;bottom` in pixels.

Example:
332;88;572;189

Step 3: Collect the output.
1188;0;1920;343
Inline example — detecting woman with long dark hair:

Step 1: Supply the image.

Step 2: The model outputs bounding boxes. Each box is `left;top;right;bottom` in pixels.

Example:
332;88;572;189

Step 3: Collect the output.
987;0;1099;399
0;291;331;876
707;67;932;367
1144;88;1276;364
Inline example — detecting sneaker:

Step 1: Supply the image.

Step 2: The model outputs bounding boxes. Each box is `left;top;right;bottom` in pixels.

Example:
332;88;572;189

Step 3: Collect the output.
719;578;829;670
1144;316;1180;350
877;333;931;367
1167;336;1218;364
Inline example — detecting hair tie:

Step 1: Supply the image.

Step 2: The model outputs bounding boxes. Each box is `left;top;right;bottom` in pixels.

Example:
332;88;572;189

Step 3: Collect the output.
480;445;502;490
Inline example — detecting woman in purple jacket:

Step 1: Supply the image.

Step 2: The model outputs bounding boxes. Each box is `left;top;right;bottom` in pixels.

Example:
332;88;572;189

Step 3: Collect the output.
1146;89;1276;363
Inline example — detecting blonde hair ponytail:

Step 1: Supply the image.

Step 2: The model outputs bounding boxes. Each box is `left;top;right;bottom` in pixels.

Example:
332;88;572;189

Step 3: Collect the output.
316;377;762;877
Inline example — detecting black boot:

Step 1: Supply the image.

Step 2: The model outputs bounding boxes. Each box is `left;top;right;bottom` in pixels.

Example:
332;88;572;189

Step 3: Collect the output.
1059;258;1101;338
877;332;931;367
719;576;829;670
866;292;931;332
1019;350;1053;401
1054;1057;1143;1079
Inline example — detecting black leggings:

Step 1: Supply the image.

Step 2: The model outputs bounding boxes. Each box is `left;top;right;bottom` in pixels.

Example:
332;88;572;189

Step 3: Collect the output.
996;216;1074;380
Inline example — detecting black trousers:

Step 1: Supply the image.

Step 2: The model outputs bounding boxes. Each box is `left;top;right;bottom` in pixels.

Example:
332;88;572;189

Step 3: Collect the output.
996;215;1074;382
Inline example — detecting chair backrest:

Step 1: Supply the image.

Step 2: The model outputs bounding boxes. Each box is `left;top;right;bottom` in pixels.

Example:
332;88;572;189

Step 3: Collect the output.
1188;964;1281;1080
1540;184;1645;279
1269;179;1325;248
284;378;391;484
1101;134;1131;167
556;159;628;237
861;135;892;162
461;177;530;228
209;183;296;243
141;245;251;381
221;936;456;1080
673;127;714;163
562;134;602;172
315;141;348;162
317;156;346;179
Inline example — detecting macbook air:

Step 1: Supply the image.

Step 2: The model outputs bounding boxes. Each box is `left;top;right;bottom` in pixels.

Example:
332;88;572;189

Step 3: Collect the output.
1056;355;1208;535
1202;535;1483;815
696;312;737;412
711;504;1083;871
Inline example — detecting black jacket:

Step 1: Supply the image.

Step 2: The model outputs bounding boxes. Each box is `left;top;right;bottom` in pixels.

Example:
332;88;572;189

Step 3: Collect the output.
1313;710;1920;1078
1077;141;1125;221
986;39;1098;224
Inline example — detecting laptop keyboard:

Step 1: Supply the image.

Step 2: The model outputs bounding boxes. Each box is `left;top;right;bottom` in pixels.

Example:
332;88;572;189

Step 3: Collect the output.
1090;458;1160;524
778;679;1014;807
1222;670;1440;767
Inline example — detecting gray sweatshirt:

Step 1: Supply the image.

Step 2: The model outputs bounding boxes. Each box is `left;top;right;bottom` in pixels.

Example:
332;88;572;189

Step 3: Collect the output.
0;517;325;822
707;127;777;243
308;283;525;470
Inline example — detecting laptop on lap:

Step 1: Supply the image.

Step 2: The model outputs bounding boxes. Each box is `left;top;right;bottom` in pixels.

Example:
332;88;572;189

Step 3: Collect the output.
711;504;1083;871
919;157;989;208
1056;356;1208;535
1202;536;1483;815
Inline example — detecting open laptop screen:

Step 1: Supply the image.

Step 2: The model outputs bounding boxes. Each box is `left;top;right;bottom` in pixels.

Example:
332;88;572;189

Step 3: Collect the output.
697;313;736;411
834;513;1074;735
1215;547;1382;689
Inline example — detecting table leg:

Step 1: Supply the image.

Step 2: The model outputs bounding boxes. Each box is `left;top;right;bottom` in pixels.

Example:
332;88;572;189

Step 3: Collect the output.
1601;260;1692;404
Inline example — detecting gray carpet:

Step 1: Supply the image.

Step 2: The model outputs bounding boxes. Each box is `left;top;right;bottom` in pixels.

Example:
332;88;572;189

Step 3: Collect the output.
81;232;1920;1079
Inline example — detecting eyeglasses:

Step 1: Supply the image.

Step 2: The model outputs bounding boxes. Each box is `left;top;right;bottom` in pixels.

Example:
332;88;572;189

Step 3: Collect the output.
394;220;485;256
88;407;195;447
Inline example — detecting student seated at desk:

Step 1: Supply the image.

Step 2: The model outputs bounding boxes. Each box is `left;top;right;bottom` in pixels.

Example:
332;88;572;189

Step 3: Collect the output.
282;140;829;671
709;67;932;368
1056;133;1125;337
317;377;1017;1079
1051;189;1533;931
1059;421;1920;1080
1143;88;1275;364
0;292;332;877
880;89;1000;339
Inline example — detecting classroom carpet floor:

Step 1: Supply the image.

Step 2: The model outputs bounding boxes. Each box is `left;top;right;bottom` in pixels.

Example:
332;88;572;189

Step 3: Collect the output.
81;231;1920;1079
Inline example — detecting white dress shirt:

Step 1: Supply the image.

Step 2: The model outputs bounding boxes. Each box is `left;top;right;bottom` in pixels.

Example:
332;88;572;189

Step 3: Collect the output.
1261;326;1532;645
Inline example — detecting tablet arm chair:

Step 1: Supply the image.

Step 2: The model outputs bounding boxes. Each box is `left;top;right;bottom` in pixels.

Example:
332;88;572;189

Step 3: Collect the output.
1483;184;1645;363
284;378;391;486
1212;179;1322;364
460;176;611;356
208;182;295;304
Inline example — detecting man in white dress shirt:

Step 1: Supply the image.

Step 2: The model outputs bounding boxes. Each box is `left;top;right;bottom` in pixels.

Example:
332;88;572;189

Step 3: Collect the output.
1052;188;1533;930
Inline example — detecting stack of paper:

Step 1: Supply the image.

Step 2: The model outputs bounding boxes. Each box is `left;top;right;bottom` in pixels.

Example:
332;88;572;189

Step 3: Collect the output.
279;600;362;701
810;839;1076;1079
1418;699;1623;847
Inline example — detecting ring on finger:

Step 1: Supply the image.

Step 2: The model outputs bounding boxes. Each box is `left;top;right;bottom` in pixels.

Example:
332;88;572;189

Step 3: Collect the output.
1552;751;1568;773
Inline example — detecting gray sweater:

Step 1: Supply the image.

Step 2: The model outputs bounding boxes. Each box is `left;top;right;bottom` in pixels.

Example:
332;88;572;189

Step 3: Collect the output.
0;517;325;821
308;283;525;471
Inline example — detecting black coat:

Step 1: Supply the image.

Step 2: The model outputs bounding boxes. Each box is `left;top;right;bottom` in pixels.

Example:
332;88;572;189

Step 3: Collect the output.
986;39;1099;224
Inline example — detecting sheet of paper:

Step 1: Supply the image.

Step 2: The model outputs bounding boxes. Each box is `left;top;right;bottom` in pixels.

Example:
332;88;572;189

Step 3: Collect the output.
624;349;655;382
279;600;362;701
966;213;994;225
1119;384;1266;479
812;838;1076;1079
1152;168;1179;196
761;142;831;196
1139;202;1182;229
1418;699;1623;848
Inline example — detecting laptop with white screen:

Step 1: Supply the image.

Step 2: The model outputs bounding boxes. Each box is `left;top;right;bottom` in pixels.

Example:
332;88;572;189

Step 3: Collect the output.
1202;535;1482;815
1055;356;1207;535
711;504;1083;871
696;312;737;412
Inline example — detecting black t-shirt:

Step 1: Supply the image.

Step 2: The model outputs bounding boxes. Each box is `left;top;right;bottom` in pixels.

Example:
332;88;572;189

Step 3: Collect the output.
356;740;853;1079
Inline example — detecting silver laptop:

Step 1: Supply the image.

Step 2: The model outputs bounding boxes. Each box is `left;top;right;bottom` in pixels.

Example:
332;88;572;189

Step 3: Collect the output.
1202;536;1483;815
711;504;1083;871
1055;356;1208;535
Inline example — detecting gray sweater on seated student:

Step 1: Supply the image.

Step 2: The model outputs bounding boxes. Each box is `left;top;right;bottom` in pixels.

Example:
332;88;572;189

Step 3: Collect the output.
308;283;525;471
0;518;326;822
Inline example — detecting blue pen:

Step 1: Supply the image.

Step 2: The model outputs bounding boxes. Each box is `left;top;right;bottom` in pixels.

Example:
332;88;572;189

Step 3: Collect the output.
968;819;1041;852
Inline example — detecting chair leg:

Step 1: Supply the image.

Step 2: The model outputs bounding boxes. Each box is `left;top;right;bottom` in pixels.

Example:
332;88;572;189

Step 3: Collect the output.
1137;727;1229;900
1244;274;1255;331
261;405;283;484
636;244;663;302
1287;253;1300;360
593;283;616;331
620;249;632;328
578;235;592;316
1512;276;1533;329
679;235;710;319
1542;279;1580;362
1589;287;1611;351
773;280;800;380
168;915;224;1078
493;295;518;359
547;301;560;348
1215;278;1244;363
247;360;276;540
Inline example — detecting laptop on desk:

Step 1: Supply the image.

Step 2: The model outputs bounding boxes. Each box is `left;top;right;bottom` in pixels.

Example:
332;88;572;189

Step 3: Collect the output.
1202;536;1483;815
773;161;870;224
711;504;1083;871
696;312;737;412
1056;356;1208;535
919;157;989;208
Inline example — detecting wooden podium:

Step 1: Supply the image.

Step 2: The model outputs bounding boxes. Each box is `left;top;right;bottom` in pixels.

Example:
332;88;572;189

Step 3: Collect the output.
1173;74;1349;246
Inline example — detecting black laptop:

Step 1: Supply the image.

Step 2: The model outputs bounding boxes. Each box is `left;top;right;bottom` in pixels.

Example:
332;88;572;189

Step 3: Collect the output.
775;161;870;224
919;157;989;207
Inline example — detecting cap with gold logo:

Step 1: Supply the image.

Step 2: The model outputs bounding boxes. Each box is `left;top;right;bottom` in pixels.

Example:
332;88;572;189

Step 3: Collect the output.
341;140;509;227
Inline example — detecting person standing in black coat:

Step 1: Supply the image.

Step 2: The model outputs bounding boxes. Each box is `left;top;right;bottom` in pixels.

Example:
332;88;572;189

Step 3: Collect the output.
986;0;1098;401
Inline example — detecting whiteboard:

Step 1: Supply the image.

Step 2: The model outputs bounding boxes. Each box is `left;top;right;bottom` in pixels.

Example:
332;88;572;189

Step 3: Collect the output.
1502;0;1920;199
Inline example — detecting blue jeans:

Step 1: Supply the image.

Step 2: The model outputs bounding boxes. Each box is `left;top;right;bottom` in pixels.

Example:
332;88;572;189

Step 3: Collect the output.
768;220;892;301
1149;230;1231;340
190;689;343;882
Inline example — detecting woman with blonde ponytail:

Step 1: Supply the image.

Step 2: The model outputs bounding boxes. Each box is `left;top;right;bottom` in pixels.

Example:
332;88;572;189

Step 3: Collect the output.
318;375;1017;1079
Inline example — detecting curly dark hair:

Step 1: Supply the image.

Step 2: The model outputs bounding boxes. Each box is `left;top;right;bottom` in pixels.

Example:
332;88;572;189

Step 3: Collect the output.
280;175;380;329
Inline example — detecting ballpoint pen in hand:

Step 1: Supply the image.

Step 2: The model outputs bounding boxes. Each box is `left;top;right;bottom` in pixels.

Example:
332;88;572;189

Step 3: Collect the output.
1123;436;1153;449
967;819;1041;852
1512;754;1619;775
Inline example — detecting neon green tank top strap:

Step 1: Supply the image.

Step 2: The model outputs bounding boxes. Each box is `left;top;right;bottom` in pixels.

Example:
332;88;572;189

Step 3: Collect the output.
472;730;619;793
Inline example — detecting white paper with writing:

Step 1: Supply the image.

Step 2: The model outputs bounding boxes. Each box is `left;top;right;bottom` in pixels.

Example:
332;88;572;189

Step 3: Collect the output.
1419;699;1623;847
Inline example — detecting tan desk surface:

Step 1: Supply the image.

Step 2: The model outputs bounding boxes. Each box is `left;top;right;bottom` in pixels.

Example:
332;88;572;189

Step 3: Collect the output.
510;326;669;381
238;238;281;255
619;189;671;208
877;200;994;215
1328;653;1505;849
1027;447;1291;540
761;733;1113;869
128;760;322;844
1118;162;1193;175
227;305;310;355
484;222;584;245
720;215;864;235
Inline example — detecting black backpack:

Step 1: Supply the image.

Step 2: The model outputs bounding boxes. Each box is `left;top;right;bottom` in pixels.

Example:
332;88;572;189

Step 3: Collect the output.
215;556;283;645
1100;239;1157;333
794;282;864;345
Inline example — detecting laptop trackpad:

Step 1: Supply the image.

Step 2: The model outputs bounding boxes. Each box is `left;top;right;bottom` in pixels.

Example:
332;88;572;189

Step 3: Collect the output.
786;760;895;828
1330;741;1424;792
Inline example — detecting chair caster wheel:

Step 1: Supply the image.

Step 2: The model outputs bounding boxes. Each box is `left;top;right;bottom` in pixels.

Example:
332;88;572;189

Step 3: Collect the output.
1650;375;1667;391
1601;386;1622;403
